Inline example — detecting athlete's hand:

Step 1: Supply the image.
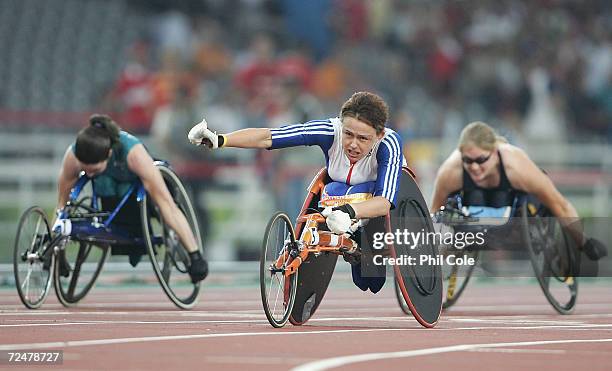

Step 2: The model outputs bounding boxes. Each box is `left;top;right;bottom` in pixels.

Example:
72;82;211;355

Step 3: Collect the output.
322;206;352;234
188;118;218;148
52;211;72;236
583;238;608;261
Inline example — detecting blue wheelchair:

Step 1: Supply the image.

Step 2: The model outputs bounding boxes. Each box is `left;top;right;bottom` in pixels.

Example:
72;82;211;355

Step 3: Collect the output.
394;193;579;315
13;161;203;310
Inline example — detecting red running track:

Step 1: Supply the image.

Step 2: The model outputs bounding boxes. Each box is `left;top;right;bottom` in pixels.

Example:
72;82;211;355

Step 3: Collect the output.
1;279;611;370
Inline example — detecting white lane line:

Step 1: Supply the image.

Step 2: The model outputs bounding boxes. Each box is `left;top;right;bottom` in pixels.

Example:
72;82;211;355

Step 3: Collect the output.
448;318;586;325
442;303;612;311
0;320;270;327
1;320;611;332
292;338;612;371
0;329;408;351
467;348;566;354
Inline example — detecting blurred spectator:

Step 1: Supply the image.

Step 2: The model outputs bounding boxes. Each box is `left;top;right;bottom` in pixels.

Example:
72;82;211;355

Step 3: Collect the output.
107;41;155;134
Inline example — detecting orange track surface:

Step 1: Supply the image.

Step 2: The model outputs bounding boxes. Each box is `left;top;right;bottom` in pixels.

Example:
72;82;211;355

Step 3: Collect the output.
1;281;611;370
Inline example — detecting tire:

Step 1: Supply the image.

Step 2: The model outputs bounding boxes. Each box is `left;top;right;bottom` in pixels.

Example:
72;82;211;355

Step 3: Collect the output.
54;241;109;307
391;169;443;328
13;206;54;309
142;163;202;310
522;203;578;314
394;278;411;315
260;212;298;328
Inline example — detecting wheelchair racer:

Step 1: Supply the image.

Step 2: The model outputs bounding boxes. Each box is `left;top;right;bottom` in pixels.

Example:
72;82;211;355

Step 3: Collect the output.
431;121;607;269
53;114;208;283
188;91;405;293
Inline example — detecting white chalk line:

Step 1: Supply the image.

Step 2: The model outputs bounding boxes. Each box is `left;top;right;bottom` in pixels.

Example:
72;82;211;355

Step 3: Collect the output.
291;338;612;371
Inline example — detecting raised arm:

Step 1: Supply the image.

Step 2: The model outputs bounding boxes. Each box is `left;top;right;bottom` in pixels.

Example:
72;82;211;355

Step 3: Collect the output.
224;128;272;149
188;118;271;149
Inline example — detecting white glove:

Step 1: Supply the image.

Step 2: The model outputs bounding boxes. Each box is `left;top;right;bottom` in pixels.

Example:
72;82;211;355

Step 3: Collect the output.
188;118;219;148
52;217;72;236
322;207;352;234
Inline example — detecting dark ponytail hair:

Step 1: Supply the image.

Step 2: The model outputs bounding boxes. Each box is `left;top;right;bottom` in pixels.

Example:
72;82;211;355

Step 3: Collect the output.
74;114;121;164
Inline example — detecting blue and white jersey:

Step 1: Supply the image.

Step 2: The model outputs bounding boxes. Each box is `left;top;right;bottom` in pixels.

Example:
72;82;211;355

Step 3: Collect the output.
269;117;406;207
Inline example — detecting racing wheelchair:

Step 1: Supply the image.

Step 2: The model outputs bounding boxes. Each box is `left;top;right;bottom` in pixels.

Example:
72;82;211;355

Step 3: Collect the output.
394;194;579;315
260;167;443;328
13;161;203;310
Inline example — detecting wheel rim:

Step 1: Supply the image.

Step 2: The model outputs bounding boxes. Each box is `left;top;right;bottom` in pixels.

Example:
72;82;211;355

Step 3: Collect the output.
260;212;297;327
142;165;201;309
14;207;53;309
54;241;109;306
54;194;109;306
523;204;577;314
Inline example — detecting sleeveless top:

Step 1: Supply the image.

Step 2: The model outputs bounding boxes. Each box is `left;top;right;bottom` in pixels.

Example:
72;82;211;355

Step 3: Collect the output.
71;131;142;197
461;151;515;208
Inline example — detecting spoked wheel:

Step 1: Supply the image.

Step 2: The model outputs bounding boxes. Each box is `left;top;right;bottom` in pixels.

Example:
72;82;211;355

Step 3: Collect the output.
54;241;109;307
55;198;109;307
260;212;298;328
142;163;202;310
521;204;578;314
13;206;54;309
442;249;479;309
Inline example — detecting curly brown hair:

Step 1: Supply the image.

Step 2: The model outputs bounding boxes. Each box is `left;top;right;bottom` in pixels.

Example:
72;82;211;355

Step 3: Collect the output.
340;91;389;134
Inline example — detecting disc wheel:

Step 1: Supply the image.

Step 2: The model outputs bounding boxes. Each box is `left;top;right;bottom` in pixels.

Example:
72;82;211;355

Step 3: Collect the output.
260;212;298;328
522;204;578;314
13;206;54;309
142;163;202;310
390;169;442;327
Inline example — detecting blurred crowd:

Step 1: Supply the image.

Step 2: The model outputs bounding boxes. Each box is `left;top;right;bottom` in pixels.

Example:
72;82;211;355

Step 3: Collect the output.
100;0;612;157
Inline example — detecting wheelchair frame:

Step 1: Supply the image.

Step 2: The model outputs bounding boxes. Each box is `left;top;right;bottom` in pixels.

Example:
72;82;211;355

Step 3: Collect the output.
260;167;443;328
13;161;202;310
420;194;579;315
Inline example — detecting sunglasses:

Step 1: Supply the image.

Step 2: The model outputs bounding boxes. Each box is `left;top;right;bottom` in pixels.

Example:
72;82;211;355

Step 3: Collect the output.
462;152;492;165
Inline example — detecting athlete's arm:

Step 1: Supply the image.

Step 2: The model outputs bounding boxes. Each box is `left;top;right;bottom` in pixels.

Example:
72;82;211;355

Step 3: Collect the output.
56;147;82;210
350;196;391;219
224;128;272;149
504;147;585;246
505;147;578;220
370;132;403;218
127;144;199;253
431;150;463;212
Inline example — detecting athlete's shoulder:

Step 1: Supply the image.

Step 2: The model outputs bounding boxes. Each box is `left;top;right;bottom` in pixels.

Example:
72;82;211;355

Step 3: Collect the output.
119;130;143;154
382;127;402;142
377;128;403;155
498;142;530;170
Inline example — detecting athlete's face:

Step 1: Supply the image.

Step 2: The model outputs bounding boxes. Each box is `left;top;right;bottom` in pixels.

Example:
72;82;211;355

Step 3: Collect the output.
461;145;497;183
341;117;383;164
78;150;112;178
80;160;109;178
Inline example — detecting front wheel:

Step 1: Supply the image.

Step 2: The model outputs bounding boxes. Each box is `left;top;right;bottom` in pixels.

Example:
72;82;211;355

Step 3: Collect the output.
260;212;298;328
13;207;54;309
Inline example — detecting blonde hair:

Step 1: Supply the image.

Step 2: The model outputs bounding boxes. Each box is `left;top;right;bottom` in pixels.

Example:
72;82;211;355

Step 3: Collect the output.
458;121;507;152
